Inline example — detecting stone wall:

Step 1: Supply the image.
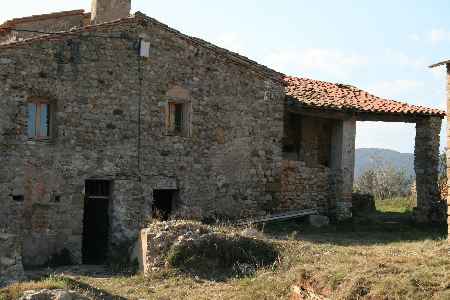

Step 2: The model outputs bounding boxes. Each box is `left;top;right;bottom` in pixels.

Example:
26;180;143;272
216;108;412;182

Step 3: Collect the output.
447;64;450;240
414;116;444;223
0;18;284;266
277;160;331;212
282;114;334;167
278;113;356;218
0;233;25;287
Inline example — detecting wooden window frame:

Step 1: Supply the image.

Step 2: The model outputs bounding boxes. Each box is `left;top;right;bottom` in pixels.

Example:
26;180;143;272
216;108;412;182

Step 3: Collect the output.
27;98;54;141
165;99;191;137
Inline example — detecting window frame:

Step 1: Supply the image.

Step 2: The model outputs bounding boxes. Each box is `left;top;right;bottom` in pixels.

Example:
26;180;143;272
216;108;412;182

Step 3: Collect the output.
165;99;191;137
27;98;54;141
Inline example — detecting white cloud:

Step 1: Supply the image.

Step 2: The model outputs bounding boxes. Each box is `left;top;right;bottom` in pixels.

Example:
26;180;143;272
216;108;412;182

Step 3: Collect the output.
263;48;368;79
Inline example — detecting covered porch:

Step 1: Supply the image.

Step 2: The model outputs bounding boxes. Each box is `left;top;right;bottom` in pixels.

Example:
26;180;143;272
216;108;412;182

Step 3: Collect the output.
279;76;446;223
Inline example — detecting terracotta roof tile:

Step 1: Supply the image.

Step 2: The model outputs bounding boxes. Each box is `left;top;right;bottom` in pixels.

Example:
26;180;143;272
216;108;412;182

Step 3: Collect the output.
0;9;86;28
284;76;445;117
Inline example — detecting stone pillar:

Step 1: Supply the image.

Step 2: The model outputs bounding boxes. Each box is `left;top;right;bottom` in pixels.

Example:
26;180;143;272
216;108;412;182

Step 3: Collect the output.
331;117;356;220
414;116;443;223
91;0;131;24
447;64;450;238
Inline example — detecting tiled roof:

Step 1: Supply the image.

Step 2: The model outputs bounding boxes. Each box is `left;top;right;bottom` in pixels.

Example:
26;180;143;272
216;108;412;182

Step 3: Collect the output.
0;9;86;29
429;59;450;68
284;76;445;117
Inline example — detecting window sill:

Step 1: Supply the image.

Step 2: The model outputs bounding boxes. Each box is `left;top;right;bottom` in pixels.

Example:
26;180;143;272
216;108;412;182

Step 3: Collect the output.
165;132;191;138
26;138;55;145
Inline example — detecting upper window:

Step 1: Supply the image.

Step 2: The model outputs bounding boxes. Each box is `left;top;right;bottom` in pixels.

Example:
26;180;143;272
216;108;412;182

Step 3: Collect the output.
166;101;190;136
27;100;51;139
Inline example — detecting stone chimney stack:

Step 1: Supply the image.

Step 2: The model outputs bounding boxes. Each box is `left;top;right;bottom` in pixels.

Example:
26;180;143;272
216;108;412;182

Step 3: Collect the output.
91;0;131;24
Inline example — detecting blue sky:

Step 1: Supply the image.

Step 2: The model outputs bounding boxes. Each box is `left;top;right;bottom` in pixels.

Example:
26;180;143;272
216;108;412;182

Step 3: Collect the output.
1;1;449;153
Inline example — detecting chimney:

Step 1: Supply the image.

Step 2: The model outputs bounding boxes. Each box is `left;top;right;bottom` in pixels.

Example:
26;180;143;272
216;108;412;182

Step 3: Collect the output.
91;0;131;24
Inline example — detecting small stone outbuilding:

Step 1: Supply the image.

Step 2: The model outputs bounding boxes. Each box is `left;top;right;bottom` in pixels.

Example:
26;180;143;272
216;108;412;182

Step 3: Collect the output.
0;0;446;272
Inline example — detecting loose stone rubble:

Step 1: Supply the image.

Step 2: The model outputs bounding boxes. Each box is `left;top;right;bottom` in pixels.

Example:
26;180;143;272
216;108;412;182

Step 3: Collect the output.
138;221;213;273
19;289;89;300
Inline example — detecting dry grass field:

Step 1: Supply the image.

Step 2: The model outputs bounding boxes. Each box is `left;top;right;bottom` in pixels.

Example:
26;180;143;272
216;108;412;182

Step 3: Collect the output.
2;198;449;300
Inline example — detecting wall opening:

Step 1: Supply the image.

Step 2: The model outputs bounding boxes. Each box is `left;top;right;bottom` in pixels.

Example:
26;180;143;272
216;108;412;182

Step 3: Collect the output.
152;189;178;221
354;121;417;215
282;113;336;167
82;180;111;265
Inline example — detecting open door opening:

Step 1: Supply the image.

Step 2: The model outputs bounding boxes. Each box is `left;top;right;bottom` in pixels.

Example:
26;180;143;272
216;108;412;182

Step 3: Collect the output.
153;189;177;221
82;180;111;265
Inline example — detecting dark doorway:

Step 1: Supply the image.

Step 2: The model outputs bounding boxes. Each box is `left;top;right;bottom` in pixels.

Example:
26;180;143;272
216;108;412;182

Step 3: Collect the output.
153;190;177;221
82;180;111;265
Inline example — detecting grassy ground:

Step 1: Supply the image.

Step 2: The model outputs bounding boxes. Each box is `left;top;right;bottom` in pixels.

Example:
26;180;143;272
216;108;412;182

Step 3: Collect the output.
1;198;449;300
375;196;416;213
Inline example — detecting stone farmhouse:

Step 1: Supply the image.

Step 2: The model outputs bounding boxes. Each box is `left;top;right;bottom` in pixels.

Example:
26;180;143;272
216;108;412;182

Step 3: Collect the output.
0;0;446;276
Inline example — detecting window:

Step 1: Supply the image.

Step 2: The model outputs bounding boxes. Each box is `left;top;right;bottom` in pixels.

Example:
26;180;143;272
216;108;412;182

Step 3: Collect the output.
166;101;190;136
27;100;51;139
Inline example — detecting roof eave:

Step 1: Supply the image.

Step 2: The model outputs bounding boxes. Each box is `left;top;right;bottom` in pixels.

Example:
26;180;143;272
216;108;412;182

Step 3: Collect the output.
429;60;450;68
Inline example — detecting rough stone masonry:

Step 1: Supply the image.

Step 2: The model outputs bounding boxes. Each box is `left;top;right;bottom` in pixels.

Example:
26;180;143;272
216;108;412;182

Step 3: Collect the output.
0;0;446;277
0;12;286;267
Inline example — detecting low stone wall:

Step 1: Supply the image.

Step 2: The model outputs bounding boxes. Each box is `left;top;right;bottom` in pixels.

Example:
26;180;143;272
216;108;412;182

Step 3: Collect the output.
278;160;331;212
0;232;25;287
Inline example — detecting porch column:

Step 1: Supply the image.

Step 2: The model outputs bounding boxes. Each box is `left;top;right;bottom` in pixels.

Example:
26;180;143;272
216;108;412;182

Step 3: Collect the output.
414;116;443;223
331;117;356;221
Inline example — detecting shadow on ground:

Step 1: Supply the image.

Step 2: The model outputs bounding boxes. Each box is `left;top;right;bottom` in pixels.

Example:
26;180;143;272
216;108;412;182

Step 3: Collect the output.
23;266;128;300
65;277;128;300
263;210;447;246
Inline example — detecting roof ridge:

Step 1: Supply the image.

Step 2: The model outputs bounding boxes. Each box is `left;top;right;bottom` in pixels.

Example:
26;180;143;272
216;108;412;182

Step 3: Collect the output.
0;11;283;82
0;9;86;28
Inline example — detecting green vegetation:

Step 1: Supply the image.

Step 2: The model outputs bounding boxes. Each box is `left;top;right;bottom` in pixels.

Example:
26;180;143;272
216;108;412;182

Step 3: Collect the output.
376;196;416;213
1;198;448;299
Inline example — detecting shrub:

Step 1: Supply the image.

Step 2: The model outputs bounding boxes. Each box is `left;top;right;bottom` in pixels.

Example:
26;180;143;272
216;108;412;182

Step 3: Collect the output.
167;233;279;279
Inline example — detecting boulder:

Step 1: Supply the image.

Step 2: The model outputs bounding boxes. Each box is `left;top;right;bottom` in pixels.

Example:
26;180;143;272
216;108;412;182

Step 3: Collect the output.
20;290;89;300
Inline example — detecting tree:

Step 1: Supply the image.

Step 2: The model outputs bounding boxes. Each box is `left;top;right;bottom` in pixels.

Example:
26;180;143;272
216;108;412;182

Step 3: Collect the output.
354;157;414;200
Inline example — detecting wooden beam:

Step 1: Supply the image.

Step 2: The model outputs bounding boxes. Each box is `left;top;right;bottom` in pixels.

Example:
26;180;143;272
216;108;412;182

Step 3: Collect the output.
237;209;319;225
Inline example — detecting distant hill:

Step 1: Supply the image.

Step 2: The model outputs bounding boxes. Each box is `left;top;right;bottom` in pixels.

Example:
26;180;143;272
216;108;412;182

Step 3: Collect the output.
355;148;415;180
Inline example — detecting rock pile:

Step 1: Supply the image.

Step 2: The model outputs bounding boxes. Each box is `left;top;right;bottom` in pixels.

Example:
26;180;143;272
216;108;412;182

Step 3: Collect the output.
138;221;213;273
138;221;278;278
19;289;89;300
